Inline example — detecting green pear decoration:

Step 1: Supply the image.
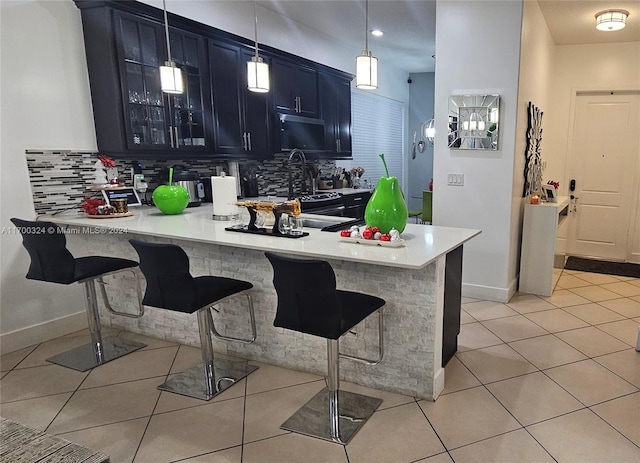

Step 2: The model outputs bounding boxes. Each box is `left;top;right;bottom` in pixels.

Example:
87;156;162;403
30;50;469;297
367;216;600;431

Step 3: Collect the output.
364;153;408;233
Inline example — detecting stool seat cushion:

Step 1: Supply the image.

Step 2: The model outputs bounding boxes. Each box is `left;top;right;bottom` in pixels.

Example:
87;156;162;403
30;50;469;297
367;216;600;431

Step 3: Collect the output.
73;256;139;283
159;276;252;314
337;290;385;335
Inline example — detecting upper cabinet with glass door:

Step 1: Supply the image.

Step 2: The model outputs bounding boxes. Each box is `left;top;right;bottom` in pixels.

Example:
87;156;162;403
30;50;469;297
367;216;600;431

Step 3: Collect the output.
115;12;211;154
74;1;212;158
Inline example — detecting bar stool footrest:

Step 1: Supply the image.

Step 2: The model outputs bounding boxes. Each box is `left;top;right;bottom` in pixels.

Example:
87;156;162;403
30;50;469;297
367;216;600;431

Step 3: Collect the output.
281;387;382;445
46;337;146;372
158;358;258;401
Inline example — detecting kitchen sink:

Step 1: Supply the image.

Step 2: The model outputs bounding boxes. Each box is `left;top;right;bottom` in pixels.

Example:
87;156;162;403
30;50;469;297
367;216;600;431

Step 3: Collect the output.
300;218;341;229
299;217;365;231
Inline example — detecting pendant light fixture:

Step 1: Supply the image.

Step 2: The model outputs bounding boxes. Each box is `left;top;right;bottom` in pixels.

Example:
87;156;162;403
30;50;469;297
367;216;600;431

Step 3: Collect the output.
160;0;183;94
356;0;378;90
247;0;270;93
595;9;629;31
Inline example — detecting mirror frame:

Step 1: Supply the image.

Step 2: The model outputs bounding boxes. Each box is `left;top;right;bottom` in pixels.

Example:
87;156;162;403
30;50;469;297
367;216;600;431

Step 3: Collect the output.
448;94;500;150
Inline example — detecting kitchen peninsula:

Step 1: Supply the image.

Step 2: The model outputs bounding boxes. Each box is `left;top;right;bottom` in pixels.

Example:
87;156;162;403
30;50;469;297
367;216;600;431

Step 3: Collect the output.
49;207;479;400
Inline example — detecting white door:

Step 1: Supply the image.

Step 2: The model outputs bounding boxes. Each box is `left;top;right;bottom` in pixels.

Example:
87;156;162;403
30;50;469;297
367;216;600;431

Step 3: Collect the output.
567;92;640;261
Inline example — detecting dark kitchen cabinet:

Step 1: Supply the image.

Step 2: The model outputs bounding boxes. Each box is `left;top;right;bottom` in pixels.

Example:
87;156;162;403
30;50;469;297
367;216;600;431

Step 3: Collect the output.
209;40;272;157
75;4;211;158
320;73;353;157
114;12;211;154
273;60;318;117
442;245;463;367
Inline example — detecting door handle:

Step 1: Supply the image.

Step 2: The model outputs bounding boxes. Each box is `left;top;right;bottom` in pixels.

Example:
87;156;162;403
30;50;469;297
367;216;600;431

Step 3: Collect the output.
242;132;247;150
248;132;252;151
168;126;174;148
174;127;179;147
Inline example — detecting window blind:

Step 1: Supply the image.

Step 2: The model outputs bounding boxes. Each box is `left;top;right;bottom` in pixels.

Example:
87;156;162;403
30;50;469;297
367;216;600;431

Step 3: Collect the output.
351;91;405;188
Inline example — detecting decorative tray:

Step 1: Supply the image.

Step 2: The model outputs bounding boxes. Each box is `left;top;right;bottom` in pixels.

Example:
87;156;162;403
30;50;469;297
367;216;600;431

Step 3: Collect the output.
225;225;309;239
338;236;405;248
86;212;133;219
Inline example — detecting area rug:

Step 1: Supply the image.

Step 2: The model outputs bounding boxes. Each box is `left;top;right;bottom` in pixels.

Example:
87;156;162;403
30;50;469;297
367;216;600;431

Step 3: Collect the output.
564;256;640;278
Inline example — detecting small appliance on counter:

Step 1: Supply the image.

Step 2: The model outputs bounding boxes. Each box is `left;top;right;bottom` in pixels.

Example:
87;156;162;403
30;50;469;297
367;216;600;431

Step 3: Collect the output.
163;167;204;207
241;162;260;198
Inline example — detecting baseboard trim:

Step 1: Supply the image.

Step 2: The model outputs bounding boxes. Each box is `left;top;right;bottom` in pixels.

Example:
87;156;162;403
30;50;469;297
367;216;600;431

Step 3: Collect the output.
0;312;87;354
462;282;513;303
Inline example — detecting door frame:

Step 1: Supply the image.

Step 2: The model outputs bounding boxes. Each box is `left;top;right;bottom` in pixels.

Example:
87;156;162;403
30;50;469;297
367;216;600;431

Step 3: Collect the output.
563;87;640;262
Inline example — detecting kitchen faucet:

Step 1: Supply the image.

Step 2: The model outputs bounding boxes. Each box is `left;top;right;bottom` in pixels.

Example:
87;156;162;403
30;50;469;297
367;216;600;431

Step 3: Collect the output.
287;148;308;200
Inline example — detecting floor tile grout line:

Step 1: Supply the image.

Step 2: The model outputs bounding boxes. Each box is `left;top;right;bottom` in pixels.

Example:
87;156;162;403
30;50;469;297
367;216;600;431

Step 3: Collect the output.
43;365;92;435
2;344;40;373
240;373;247;462
587;396;640;451
129;344;180;463
51;415;154;439
414;398;457;461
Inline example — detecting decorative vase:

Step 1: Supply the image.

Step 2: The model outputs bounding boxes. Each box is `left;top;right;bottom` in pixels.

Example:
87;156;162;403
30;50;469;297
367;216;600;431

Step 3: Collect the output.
364;154;408;233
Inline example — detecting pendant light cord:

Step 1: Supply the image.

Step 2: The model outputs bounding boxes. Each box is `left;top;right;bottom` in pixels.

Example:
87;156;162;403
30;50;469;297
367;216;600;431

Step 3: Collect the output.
163;0;172;63
254;1;259;58
365;0;369;53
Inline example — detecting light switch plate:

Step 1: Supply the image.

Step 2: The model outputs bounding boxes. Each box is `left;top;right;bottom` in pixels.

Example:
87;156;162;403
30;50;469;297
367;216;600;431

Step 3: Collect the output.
447;173;464;186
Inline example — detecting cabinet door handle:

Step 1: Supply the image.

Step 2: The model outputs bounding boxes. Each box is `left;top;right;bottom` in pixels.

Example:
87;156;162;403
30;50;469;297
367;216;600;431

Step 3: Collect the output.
295;96;300;113
174;127;179;148
169;126;174;148
248;132;252;151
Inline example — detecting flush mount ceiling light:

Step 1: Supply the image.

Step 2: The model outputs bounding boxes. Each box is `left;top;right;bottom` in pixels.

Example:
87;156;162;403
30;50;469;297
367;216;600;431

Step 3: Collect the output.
370;29;384;37
595;9;629;31
247;0;269;93
159;0;183;94
356;0;378;90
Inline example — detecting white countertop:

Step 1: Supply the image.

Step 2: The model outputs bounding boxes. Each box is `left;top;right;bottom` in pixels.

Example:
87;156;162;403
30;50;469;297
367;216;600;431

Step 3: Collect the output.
48;206;480;270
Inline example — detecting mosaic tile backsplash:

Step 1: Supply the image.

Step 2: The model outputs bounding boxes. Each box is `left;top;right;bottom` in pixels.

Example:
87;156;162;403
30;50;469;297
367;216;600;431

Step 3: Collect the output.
25;151;336;215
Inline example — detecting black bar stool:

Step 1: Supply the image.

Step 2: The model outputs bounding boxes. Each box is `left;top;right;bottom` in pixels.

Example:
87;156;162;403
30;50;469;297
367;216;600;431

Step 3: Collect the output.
265;252;385;445
11;218;146;371
129;240;258;401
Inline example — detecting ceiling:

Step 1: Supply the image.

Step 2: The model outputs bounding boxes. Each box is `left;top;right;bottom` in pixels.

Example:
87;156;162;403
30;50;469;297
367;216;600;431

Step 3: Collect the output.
538;0;640;45
256;0;639;74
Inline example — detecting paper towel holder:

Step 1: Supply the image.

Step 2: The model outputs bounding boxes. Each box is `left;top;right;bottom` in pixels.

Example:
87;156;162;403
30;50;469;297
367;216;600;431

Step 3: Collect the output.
211;172;240;221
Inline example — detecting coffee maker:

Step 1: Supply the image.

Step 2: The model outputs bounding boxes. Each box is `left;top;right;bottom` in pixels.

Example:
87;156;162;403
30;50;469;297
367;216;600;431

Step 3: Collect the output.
165;167;204;207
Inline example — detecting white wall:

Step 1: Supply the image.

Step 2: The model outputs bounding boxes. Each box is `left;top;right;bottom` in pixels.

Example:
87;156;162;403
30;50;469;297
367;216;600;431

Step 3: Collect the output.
1;0;98;350
511;0;555;285
434;0;524;302
0;0;410;352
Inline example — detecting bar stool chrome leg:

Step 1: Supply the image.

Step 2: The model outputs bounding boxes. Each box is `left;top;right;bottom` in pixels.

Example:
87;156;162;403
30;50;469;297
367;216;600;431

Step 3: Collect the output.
46;279;147;372
157;307;258;401
280;338;383;445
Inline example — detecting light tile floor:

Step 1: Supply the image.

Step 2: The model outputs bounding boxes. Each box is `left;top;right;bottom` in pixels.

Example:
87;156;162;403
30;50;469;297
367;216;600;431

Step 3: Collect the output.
1;269;639;462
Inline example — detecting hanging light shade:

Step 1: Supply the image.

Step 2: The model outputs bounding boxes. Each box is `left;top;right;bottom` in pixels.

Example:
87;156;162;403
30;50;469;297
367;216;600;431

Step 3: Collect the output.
160;61;184;94
248;1;269;93
356;0;378;90
356;51;378;89
595;9;629;31
160;0;183;94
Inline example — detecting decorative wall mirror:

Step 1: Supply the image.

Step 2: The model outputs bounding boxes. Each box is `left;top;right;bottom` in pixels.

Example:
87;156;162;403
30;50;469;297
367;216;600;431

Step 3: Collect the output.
448;94;500;150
